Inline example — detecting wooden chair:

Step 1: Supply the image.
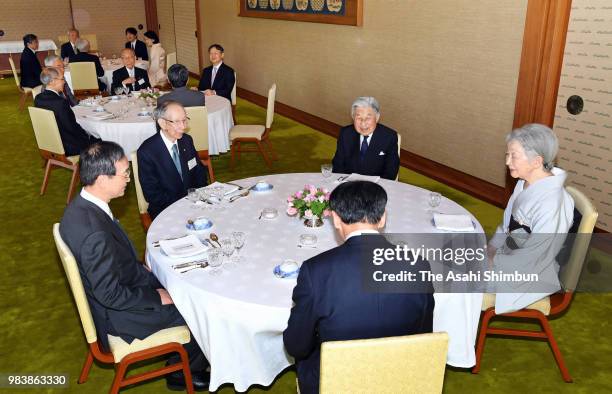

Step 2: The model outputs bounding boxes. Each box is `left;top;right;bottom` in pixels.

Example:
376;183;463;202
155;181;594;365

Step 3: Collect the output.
319;332;448;393
69;61;100;97
231;71;237;124
184;106;215;183
52;223;194;394
28;107;79;204
166;52;177;72
472;186;598;382
8;56;40;111
229;83;277;169
130;152;152;232
32;85;43;100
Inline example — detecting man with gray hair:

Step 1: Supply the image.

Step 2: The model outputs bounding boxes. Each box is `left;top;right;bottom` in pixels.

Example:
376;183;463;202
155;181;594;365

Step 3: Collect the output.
44;54;78;106
34;67;100;155
137;100;208;218
69;38;106;91
60;28;79;60
332;97;400;180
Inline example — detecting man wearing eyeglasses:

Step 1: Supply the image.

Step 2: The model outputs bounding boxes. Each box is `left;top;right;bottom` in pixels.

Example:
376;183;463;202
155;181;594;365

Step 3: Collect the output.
35;67;100;155
137;100;208;219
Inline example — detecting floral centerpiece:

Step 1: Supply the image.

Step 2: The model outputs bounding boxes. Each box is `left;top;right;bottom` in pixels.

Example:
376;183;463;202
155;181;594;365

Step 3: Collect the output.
287;185;331;227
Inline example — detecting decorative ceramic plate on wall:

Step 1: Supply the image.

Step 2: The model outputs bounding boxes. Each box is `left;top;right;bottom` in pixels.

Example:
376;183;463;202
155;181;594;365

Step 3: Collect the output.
270;0;281;9
282;0;294;10
248;0;257;8
310;0;324;11
326;0;342;12
296;0;308;11
258;0;269;9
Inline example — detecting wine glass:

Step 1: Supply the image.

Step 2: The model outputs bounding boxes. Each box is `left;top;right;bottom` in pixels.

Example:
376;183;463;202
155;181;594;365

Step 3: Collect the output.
198;189;212;210
187;188;199;208
219;238;236;269
212;185;225;210
207;249;223;276
114;87;123;97
231;232;246;263
122;86;130;96
428;192;442;213
321;164;332;182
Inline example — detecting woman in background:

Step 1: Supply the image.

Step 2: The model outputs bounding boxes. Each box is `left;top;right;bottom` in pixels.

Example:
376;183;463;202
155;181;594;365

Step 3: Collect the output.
143;30;166;88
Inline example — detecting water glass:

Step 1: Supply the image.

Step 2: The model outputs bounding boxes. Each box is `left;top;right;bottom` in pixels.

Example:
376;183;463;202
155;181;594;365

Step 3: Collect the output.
231;232;246;263
428;192;442;213
321;164;332;181
187;188;199;208
114;87;123;96
208;249;223;276
212;185;225;210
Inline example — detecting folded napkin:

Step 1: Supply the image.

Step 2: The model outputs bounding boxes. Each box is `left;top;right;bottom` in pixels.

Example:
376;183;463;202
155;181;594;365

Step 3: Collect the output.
84;112;114;120
159;234;208;258
344;173;381;183
202;181;240;196
433;213;475;232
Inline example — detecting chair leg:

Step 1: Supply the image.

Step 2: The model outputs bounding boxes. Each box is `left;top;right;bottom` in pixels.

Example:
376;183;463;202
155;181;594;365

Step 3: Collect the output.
207;160;215;183
265;138;278;161
472;310;494;374
67;165;79;204
256;140;272;168
78;350;94;384
110;362;129;394
40;160;53;195
539;316;573;382
19;92;27;111
236;142;241;160
230;142;236;170
177;346;195;394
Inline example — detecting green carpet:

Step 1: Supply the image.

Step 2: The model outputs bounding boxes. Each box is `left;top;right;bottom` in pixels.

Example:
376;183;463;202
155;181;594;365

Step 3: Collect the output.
0;76;610;393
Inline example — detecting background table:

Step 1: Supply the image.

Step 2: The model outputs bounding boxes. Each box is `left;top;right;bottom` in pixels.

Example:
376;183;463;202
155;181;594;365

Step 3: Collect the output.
147;173;485;392
73;94;233;157
64;58;149;93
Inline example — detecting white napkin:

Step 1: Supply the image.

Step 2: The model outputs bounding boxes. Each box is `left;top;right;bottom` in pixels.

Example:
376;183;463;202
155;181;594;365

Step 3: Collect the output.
203;181;240;196
345;173;381;183
159;234;208;258
433;213;475;232
84;112;114;120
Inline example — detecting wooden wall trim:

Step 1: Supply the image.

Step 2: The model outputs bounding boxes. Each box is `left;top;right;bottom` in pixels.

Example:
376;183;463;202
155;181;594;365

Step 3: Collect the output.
144;0;159;34
195;0;203;72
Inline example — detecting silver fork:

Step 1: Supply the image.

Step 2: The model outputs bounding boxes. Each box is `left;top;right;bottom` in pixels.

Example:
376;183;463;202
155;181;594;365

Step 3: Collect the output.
179;263;208;273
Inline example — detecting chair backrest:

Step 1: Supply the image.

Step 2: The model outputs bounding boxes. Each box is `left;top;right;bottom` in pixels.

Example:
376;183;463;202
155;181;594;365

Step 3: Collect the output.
231;71;237;106
82;34;98;52
8;56;20;88
130;152;149;214
28;107;66;155
560;186;598;290
57;35;69;46
320;332;449;394
70;62;99;91
53;223;98;344
185;106;209;152
166;52;177;72
265;83;276;129
32;85;43;100
395;133;402;181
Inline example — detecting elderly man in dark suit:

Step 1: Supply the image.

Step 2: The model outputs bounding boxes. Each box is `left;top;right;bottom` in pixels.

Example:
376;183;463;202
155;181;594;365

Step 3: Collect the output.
158;64;205;108
111;48;150;93
124;27;149;61
69;39;106;91
60;28;79;60
35;67;99;155
332;97;400;180
19;33;42;89
284;181;434;394
137;100;208;219
196;44;235;102
44;54;78;107
59;141;210;391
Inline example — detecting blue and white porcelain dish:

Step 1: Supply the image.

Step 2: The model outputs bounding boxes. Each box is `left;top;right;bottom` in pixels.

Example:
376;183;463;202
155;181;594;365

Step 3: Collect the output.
252;182;273;192
186;217;213;231
273;260;300;279
93;106;106;113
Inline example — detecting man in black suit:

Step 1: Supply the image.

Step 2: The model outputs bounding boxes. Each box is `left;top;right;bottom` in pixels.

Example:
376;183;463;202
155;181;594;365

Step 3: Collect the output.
125;27;149;61
158;64;205;108
69;39;106;91
111;48;150;93
19;33;42;89
60;28;79;60
59;141;210;391
44;54;78;107
35;67;99;155
284;181;434;394
332;97;400;180
196;44;235;102
138;100;208;219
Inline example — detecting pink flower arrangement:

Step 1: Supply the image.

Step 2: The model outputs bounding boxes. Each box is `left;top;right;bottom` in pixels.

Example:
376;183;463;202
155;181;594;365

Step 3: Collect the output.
287;185;331;220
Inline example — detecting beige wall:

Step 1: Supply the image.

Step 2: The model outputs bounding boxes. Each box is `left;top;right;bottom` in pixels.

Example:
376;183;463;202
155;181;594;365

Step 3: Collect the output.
157;0;177;54
0;0;72;42
172;0;200;72
553;0;612;231
199;0;528;186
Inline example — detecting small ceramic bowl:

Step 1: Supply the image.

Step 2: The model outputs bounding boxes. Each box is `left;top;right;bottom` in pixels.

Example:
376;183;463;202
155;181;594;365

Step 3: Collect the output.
299;234;317;246
186;217;213;231
262;208;278;219
252;181;273;192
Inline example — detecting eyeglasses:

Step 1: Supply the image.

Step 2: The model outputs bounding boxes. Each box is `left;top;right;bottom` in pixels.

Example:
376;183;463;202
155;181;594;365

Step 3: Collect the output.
114;167;131;179
163;117;190;126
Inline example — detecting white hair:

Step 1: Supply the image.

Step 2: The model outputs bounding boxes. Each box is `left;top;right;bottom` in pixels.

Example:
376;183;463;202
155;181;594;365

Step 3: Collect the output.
75;38;90;52
351;97;380;119
506;123;559;171
44;54;60;67
40;67;60;87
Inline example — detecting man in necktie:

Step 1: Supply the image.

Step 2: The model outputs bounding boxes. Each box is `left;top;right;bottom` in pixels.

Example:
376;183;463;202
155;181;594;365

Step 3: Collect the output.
43;54;79;107
110;48;151;93
137;100;208;219
60;28;79;60
59;141;211;391
124;27;149;60
196;44;235;102
332;96;400;180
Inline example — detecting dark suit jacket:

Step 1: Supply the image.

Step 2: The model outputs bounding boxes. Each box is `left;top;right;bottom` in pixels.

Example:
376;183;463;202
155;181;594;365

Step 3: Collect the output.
34;90;99;155
125;39;149;60
332;123;400;180
59;194;185;351
19;47;42;88
62;82;79;107
110;66;150;93
283;235;434;394
60;41;78;59
197;63;235;102
157;86;205;107
137;132;208;219
69;52;107;91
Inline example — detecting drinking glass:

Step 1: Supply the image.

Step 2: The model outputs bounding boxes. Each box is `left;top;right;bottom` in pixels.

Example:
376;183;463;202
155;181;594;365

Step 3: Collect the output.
122;86;130;96
114;87;123;96
208;249;223;276
231;232;246;263
321;164;332;182
428;192;442;213
187;188;199;208
212;185;225;210
219;238;236;270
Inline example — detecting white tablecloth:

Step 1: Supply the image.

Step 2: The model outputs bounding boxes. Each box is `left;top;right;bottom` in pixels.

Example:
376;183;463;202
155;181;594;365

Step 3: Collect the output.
65;59;149;93
0;39;57;54
73;94;233;156
146;173;484;392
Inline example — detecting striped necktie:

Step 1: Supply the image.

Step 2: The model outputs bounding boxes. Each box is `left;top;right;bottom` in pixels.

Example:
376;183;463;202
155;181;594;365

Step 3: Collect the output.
172;143;183;179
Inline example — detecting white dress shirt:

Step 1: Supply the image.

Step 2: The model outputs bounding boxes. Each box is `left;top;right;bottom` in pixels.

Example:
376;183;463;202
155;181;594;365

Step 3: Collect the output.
159;130;178;158
80;188;113;219
359;134;372;147
345;229;379;241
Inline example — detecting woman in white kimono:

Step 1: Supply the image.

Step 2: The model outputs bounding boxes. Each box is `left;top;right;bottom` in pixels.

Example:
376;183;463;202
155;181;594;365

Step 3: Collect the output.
144;31;167;88
488;123;574;314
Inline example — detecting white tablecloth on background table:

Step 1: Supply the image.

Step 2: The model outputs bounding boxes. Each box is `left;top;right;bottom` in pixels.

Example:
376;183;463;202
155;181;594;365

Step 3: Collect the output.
73;94;233;156
0;39;57;54
65;59;149;93
146;173;484;392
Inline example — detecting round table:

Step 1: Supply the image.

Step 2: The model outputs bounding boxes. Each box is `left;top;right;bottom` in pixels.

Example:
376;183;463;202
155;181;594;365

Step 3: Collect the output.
147;173;484;392
72;94;233;157
64;59;149;93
